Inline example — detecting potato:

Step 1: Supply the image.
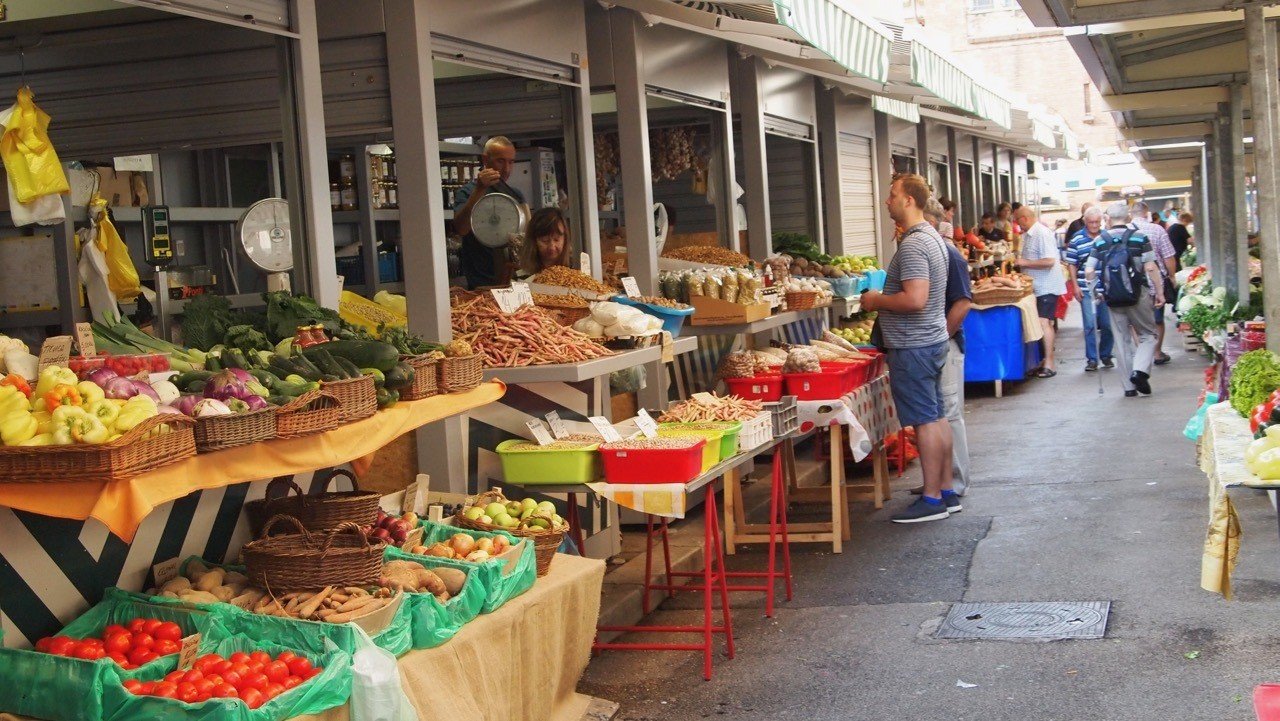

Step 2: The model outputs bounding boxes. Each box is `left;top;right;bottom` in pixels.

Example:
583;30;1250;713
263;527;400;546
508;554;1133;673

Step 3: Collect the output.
160;577;192;594
223;571;248;586
211;585;236;602
193;568;225;593
433;567;467;596
178;590;220;604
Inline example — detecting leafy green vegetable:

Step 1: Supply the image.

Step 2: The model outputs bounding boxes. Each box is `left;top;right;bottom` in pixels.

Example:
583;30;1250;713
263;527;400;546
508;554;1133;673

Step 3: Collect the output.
378;323;442;355
1229;349;1280;417
180;294;235;351
772;232;831;265
264;291;344;342
223;324;272;352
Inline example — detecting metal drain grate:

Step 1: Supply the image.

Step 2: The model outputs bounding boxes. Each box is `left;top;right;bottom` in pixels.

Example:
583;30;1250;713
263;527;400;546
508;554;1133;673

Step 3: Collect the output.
936;601;1111;640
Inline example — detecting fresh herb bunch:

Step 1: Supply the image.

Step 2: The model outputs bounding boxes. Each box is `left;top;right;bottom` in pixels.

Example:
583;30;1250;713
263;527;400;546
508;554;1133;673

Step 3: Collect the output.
1229;349;1280;417
378;323;442;355
179;294;235;351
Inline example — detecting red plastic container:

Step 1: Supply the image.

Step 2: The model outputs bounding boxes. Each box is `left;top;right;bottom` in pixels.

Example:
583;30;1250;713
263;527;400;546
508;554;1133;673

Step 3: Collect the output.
68;353;171;380
819;362;859;394
724;374;784;402
783;366;850;400
600;438;707;484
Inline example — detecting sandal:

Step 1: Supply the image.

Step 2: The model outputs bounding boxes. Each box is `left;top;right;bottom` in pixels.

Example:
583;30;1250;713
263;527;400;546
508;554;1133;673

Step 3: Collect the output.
1154;353;1172;365
1034;367;1057;378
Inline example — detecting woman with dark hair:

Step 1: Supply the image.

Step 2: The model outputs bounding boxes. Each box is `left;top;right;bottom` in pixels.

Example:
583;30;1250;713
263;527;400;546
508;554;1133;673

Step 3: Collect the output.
996;202;1014;235
517;207;573;278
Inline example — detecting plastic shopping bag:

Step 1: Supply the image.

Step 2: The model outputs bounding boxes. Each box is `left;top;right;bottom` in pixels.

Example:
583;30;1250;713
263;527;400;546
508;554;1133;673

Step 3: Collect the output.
1184;392;1219;441
0;103;66;226
0;87;69;204
90;195;142;303
350;633;417;721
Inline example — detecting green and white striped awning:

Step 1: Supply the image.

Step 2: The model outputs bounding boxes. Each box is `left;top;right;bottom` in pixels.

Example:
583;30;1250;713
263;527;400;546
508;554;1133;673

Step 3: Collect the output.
908;40;975;114
971;84;1012;130
1031;116;1056;149
1059;127;1081;160
772;0;892;84
872;95;920;124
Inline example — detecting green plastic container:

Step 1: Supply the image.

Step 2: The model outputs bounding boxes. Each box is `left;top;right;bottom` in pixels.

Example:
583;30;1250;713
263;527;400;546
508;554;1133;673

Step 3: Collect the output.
383;547;486;649
658;422;741;463
416;520;538;614
495;438;601;484
657;426;724;472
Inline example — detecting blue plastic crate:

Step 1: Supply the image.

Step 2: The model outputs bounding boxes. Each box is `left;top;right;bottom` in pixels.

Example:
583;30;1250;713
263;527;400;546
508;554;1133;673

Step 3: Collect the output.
612;295;695;337
379;251;401;283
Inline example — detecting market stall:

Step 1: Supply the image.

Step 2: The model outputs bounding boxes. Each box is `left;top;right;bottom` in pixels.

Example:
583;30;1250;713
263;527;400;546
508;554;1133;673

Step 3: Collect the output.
962;276;1045;396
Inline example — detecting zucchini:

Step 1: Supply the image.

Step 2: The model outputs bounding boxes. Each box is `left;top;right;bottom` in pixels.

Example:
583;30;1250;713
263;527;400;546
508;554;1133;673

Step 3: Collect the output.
331;355;362;379
293;353;326;379
317;340;400;372
206;355;222;372
303;348;348;379
249;369;279;387
383;362;415;391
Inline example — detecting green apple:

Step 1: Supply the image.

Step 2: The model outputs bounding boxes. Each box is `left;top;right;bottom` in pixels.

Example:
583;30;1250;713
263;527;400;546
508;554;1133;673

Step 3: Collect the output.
491;512;513;527
536;501;557;515
506;501;523;516
501;515;520;529
464;506;485;521
479;515;493;524
485;502;506;518
520;508;535;521
521;497;538;512
552;514;565;527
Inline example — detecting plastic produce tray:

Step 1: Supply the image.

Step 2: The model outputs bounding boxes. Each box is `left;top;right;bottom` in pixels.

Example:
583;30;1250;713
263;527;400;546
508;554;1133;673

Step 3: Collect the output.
724;374;784;402
764;396;799;437
600;438;707;484
783;366;850;400
738;411;773;452
495;439;601;484
658;422;740;462
612;295;695;337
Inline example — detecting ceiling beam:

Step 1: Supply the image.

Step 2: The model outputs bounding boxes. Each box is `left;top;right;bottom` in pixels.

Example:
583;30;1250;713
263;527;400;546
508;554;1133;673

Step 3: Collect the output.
1071;0;1280;26
1118;27;1244;64
1121;122;1213;139
1103;86;1230;111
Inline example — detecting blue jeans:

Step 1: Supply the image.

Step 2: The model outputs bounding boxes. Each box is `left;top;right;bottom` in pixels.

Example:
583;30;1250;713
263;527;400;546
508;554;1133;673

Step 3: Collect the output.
1080;293;1115;362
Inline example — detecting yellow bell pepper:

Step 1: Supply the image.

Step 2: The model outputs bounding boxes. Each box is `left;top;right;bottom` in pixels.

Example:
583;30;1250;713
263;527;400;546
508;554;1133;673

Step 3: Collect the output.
43;384;82;411
50;406;109;445
34;366;78;399
31;410;52;434
0;385;27;418
84;399;119;429
76;380;104;405
113;396;157;434
0;410;37;446
30;397;47;413
18;433;55;446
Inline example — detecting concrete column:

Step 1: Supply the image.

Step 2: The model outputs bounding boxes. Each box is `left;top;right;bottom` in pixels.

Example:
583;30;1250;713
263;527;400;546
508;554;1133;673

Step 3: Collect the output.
1246;6;1280;348
873;110;894;259
1215;87;1251;298
946;127;962;227
564;76;603;277
279;0;338;307
384;0;462;492
991;142;1002;204
1008;150;1020;202
736;55;772;261
972;136;985;215
916;120;930;185
1203;137;1221;282
816;85;844;255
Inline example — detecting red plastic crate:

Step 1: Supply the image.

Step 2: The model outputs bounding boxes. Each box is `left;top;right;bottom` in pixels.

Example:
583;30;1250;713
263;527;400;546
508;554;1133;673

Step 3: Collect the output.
724;374;784;402
819;361;859;393
783;366;850;400
68;353;170;380
600;438;707;484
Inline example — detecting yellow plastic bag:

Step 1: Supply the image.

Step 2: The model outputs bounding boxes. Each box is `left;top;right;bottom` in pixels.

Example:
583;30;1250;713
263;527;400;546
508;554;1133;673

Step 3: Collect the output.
0;88;70;204
90;195;141;302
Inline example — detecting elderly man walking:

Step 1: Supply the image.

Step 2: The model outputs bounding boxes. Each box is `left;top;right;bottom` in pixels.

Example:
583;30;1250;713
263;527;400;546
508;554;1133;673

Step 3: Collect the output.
861;174;957;522
1086;202;1166;397
1130;201;1177;365
1014;205;1067;377
1064;206;1115;372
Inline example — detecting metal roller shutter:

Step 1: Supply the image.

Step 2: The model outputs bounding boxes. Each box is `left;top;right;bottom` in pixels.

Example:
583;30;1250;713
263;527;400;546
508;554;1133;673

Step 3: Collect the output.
765;134;812;236
839;132;877;257
118;0;291;35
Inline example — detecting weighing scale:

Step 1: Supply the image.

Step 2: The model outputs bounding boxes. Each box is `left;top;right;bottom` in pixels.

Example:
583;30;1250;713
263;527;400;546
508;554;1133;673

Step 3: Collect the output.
236;198;294;292
142;205;173;267
470;192;527;248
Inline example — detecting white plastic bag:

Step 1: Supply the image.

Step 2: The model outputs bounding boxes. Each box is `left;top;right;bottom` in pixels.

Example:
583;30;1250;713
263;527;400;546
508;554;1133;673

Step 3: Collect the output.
349;631;416;721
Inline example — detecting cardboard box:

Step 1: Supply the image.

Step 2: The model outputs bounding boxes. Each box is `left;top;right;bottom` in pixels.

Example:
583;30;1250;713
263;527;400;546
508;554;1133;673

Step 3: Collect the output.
689;295;771;326
86;166;147;207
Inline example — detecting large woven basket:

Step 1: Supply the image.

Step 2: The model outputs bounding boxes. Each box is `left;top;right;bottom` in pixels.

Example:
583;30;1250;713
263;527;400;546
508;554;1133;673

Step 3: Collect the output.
400;354;439;401
973;286;1031;306
245;469;381;537
785;291;822;310
243;514;386;592
0;414;195;484
194;406;277;453
322;375;377;422
453;490;563;576
275;390;340;439
438;354;483;393
541;306;591;327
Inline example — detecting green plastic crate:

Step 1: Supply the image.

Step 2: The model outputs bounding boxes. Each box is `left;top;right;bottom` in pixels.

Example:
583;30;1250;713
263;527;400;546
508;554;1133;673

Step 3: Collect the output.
495;438;601;484
658;422;741;462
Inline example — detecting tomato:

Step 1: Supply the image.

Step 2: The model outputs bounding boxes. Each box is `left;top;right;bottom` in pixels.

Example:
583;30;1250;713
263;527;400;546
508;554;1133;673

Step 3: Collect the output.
126;619;147;634
246;661;265;675
34;637;53;652
262;682;285;701
304;667;322;680
106;652;129;667
176;682;199;704
141;619;164;636
104;632;132;655
285;656;313;677
212;683;238;699
154;622;182;643
240;688;264;709
229;662;251;678
212;659;232;675
203;674;223;687
282;676;303;691
228;651;250;665
180;670;204;685
164;670;185;684
242;672;269;691
104;624;128;637
154;639;181;656
130;633;155;651
221;670;242;688
276;651;297;665
194;690;212;704
127;647;158;666
48;636;76;656
122;679;142;693
152;682;178;699
249;650;271;665
264;660;289;683
73;641;105;661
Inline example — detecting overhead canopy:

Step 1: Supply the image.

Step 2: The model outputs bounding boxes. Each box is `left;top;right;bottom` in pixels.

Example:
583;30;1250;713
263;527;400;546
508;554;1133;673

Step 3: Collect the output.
882;21;1014;129
771;0;892;83
872;95;921;123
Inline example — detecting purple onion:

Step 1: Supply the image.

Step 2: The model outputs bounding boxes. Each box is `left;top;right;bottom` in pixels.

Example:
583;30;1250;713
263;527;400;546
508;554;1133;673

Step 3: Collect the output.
173;394;202;416
225;368;254;383
203;370;249;403
87;368;119;386
155;404;182;415
102;375;140;400
129;380;160;402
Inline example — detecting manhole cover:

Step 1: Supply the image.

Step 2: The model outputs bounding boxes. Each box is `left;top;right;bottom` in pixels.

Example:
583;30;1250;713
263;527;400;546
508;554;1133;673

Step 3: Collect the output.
936;601;1111;640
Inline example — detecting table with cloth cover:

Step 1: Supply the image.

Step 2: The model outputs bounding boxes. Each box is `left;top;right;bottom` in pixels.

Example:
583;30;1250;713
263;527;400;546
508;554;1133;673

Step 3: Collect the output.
963;297;1045;396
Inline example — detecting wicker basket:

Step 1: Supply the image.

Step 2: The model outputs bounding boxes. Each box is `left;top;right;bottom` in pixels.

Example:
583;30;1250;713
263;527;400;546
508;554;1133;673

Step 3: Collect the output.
972;286;1031;306
785;291;821;310
453;490;563;576
400;354;439;401
245;469;381;537
194;406;277;453
541;306;591;327
275;390;341;439
0;414;195;484
322;375;378;422
243;514;386;592
438;354;483;393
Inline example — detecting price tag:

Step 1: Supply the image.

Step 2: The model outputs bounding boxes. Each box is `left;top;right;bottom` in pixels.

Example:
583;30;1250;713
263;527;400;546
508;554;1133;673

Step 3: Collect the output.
692;392;717;405
177;633;201;670
427;504;444;523
635;408;658;439
490;288;531;313
660;331;674;363
621;276;642;298
75;323;96;357
38;336;73;371
588;416;622;442
526;419;555;446
152;557;181;587
580;252;591;271
336;275;345;294
510;281;533;307
614;245;627;254
413;479;429;516
545;411;569;439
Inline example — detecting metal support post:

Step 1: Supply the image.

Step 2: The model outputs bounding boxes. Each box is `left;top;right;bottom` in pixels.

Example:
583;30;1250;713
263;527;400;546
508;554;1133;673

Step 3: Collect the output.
563;80;603;276
1246;7;1280;347
1201;140;1217;281
816;84;844;256
1215;88;1250;298
384;0;463;492
874;110;894;259
278;0;338;308
972;136;985;215
946;127;961;227
915;121;930;187
737;55;772;261
991;142;1001;204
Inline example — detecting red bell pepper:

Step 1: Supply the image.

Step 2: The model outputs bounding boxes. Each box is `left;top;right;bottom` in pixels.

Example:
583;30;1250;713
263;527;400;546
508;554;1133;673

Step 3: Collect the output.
1252;401;1276;433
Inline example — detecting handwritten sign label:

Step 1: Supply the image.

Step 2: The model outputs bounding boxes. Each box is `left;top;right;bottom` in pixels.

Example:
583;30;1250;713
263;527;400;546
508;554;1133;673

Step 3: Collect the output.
635;408;658;439
526;419;554;446
177;634;201;670
490;288;532;314
38;336;73;371
660;331;674;363
545;411;569;439
152;557;180;587
427;504;444;523
588;416;622;443
510;281;533;307
691;392;717;405
75;323;96;357
621;276;642;298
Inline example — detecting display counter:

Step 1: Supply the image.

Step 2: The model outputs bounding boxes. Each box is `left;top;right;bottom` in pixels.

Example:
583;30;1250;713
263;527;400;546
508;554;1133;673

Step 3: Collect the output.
681;308;826;337
962;300;1044;395
481;337;697;384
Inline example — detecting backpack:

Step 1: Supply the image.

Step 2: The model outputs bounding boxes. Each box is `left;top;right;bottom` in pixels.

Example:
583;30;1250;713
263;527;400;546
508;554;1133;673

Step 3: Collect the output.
1098;228;1144;308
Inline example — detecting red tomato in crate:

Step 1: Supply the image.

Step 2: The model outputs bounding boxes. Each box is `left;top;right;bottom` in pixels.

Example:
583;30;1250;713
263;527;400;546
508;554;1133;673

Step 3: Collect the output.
130;632;155;651
211;659;233;675
151;682;178;699
127;619;147;634
262;682;285;701
194;678;216;697
127;647;158;666
241;672;269;691
104;632;132;655
154;639;181;656
180;670;204;685
164;671;185;684
228;651;250;665
122;679;142;693
221;670;243;687
154;621;182;643
141;619;164;635
104;624;128;637
176;682;199;704
34;638;53;652
240;688;264;709
285;656;313;677
229;662;251;678
47;636;76;656
249;650;271;665
73;642;105;661
264;660;289;683
281;676;303;691
276;651;297;665
212;683;238;699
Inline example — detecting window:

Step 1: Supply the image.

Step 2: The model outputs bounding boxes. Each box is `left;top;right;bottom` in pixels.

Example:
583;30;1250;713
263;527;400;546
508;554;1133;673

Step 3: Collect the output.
968;0;1017;11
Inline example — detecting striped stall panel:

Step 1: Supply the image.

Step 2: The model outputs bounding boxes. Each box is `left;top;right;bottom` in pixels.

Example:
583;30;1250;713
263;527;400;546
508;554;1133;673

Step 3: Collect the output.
872;96;921;124
971;85;1013;130
839;132;878;258
772;0;892;84
910;41;975;114
774;315;829;346
0;469;353;648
